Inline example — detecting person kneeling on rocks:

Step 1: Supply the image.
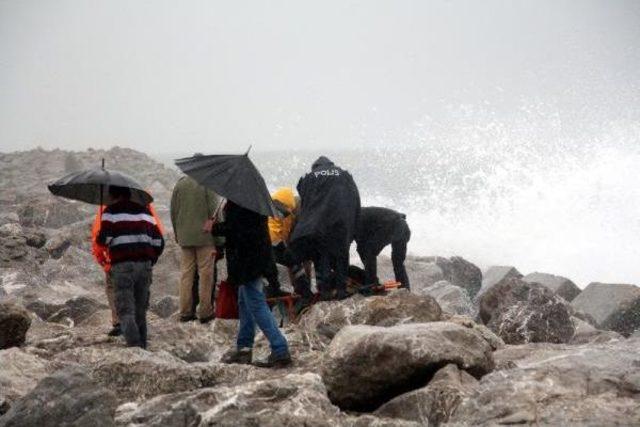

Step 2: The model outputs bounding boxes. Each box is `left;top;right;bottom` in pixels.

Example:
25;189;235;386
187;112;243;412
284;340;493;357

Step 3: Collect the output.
97;185;164;349
355;207;411;290
265;187;314;304
213;200;292;368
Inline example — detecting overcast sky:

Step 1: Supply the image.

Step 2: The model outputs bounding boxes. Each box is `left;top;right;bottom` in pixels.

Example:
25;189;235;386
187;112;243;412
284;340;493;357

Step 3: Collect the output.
1;0;639;154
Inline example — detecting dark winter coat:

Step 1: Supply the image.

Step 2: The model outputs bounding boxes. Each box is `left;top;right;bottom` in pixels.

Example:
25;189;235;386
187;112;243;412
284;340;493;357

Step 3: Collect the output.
290;156;361;252
212;201;276;286
355;207;408;257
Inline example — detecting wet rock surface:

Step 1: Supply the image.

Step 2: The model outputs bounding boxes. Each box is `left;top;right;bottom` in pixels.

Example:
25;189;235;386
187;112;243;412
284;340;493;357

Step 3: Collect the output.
321;322;494;411
418;280;475;317
478;277;575;344
298;289;442;343
450;338;640;426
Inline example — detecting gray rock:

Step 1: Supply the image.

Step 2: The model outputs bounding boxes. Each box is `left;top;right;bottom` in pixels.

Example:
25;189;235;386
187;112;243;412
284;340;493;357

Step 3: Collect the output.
416;256;482;298
0;302;32;349
443;315;505;350
0;223;22;237
0;348;52;414
479;265;522;295
17;197;87;229
571;282;640;337
321;322;494;411
44;233;72;259
451;339;640;426
48;296;107;326
150;295;179;319
298;290;442;343
53;346;222;402
115;373;342;426
0;366;117;427
375;363;477;425
523;271;581;301
418;280;474;317
478;278;575;344
570;316;623;344
381;256;445;292
0;235;29;265
25;300;66;321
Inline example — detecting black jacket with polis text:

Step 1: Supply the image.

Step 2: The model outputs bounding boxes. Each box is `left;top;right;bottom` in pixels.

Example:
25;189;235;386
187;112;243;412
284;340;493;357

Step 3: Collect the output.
290;156;360;252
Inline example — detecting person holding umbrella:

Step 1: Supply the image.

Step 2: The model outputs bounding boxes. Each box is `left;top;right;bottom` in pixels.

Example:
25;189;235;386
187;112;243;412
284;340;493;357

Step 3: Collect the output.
175;151;291;368
49;161;164;349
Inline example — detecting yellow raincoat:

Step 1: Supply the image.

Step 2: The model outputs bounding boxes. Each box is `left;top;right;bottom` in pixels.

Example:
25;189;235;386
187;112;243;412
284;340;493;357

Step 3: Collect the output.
268;187;297;245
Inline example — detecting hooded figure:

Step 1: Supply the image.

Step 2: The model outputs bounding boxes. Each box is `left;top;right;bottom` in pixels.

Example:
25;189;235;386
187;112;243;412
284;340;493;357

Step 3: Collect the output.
288;156;360;299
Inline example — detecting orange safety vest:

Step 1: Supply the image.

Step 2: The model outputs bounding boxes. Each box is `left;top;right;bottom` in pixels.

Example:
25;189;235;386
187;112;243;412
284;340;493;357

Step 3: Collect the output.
91;202;164;273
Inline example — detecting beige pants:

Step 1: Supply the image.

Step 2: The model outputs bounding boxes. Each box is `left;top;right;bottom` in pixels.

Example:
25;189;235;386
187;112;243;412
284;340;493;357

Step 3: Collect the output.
180;246;215;319
105;271;119;326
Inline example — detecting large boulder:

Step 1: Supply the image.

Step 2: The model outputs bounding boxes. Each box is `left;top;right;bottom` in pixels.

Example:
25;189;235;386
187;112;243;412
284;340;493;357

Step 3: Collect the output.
298;290;442;343
375;363;477;425
0;348;52;415
523;271;581;301
0;367;117;427
478;265;522;296
0;302;32;349
52;347;220;403
321;322;494;411
415;256;482;298
418;280;474;317
450;339;640;426
478;277;575;344
571;282;640;337
115;373;344;426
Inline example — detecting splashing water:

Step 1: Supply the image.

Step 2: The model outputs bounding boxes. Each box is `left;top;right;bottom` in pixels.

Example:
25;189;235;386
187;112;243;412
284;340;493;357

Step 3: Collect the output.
252;119;640;287
161;115;640;287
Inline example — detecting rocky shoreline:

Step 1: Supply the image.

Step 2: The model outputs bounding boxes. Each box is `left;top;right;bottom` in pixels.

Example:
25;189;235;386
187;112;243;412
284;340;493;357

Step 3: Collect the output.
1;148;639;426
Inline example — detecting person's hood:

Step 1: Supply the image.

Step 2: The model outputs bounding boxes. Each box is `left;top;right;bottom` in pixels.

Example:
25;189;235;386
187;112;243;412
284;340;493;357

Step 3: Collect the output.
271;187;296;213
311;156;334;170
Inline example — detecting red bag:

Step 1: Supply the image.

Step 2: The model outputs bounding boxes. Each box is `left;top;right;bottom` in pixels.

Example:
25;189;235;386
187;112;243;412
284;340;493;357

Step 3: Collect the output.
215;280;239;319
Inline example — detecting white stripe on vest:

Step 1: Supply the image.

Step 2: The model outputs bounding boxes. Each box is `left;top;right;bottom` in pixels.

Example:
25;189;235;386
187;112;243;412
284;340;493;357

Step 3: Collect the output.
109;234;163;247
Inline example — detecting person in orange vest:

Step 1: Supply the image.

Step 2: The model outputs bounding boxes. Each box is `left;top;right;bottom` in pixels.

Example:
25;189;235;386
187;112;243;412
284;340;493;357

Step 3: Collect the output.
91;202;164;337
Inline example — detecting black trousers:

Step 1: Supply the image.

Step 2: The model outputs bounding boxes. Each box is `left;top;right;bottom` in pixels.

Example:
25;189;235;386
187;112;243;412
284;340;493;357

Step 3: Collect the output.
359;219;411;289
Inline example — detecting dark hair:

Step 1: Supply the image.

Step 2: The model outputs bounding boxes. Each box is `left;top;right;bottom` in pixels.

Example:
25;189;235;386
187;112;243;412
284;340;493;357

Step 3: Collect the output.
108;185;131;200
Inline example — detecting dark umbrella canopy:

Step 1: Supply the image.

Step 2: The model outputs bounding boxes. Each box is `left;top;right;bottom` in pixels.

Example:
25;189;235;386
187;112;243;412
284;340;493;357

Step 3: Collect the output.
48;167;153;205
175;153;281;218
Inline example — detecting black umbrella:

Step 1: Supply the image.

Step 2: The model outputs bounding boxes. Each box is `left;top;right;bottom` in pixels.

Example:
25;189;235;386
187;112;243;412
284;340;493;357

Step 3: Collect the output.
48;160;153;206
175;151;281;218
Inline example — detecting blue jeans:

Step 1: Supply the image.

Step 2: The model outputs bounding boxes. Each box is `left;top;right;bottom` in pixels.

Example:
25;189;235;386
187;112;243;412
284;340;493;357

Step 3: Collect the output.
237;278;289;356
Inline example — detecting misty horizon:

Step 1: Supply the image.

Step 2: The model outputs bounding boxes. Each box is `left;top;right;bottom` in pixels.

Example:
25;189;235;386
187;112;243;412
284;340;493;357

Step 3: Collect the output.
2;0;640;153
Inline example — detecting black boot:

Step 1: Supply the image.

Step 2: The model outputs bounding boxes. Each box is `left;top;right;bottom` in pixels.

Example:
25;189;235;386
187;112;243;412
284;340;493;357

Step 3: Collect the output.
107;324;121;337
253;351;292;368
